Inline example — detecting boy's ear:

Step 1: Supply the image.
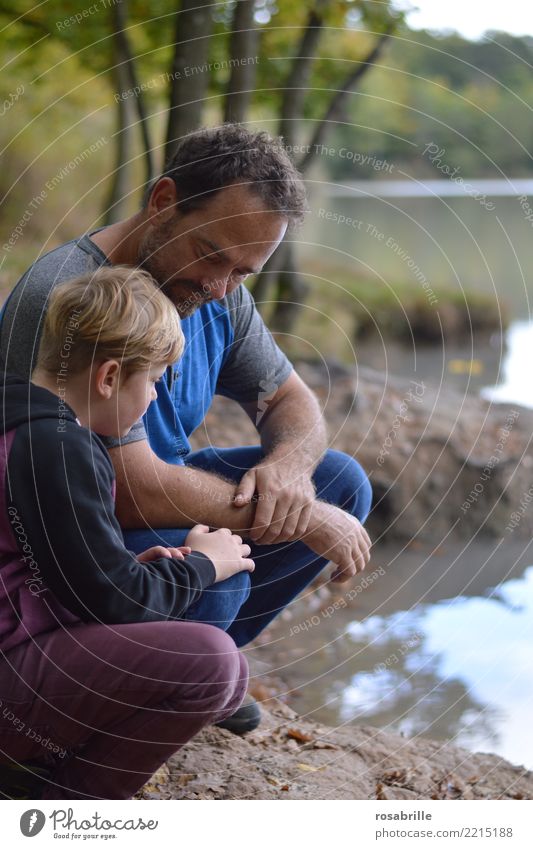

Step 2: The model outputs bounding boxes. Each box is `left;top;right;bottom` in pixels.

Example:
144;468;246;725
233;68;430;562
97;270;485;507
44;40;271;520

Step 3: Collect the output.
94;360;121;399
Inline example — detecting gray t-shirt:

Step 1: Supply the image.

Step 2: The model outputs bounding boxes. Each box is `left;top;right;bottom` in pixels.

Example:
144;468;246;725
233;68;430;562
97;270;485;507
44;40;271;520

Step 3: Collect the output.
0;230;293;448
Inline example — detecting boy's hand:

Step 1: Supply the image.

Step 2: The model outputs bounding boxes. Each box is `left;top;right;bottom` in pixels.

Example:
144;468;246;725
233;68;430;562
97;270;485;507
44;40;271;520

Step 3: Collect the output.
184;524;255;582
137;545;192;562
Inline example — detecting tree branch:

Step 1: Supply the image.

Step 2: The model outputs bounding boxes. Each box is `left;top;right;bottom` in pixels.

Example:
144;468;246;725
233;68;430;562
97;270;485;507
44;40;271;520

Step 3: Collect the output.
299;27;394;172
279;0;329;148
0;5;52;36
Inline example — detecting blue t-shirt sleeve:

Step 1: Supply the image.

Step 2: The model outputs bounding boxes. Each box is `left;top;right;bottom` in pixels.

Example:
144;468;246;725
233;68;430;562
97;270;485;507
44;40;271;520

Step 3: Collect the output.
216;284;293;403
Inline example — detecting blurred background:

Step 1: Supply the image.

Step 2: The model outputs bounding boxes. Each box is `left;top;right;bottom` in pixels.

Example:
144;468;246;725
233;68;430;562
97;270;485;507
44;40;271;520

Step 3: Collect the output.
2;0;533;775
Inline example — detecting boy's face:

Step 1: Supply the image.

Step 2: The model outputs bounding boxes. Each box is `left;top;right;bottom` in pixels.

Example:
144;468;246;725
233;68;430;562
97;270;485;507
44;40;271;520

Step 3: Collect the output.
98;362;167;437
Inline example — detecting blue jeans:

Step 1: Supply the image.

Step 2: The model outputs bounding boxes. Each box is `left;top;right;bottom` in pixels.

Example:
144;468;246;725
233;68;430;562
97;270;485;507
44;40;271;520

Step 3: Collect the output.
124;447;372;647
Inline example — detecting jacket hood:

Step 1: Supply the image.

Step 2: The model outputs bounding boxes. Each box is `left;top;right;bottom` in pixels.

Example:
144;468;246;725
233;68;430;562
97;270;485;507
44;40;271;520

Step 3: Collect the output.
0;372;77;432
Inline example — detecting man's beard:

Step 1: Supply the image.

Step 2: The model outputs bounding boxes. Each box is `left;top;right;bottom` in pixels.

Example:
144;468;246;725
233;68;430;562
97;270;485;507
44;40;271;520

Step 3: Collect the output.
136;224;210;318
161;280;212;318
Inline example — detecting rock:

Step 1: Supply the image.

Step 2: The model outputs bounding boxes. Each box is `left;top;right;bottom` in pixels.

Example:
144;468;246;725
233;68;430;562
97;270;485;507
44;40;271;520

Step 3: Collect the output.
190;362;533;541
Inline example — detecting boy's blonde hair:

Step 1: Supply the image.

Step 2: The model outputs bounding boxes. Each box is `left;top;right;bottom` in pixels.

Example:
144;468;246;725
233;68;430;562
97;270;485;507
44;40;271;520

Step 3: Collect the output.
37;266;183;376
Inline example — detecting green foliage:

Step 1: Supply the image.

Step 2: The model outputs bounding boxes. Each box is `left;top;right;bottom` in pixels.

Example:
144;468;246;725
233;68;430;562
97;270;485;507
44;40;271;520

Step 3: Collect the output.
324;28;533;180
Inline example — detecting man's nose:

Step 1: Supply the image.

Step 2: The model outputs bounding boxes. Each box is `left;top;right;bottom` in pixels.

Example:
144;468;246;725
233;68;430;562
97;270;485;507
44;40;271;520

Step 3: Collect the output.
208;276;230;300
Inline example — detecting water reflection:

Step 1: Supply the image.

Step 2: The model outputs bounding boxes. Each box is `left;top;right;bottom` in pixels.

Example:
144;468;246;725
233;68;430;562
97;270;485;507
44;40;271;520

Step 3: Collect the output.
255;542;533;770
338;567;533;767
482;321;533;409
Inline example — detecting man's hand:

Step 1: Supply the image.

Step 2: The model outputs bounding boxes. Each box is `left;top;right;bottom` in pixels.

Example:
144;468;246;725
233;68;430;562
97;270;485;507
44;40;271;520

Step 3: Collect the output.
237;371;327;544
304;501;372;583
234;459;316;544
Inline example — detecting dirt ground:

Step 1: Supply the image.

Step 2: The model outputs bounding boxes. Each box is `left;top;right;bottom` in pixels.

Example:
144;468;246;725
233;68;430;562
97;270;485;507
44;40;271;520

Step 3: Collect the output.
136;696;532;801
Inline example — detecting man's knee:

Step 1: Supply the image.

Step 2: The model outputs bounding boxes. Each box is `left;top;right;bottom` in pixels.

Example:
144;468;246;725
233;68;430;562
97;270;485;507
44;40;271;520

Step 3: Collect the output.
314;449;372;522
183;570;251;631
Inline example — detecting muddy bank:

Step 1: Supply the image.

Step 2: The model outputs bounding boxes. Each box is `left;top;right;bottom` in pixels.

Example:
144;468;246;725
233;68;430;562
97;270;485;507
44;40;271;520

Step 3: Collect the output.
137;697;532;800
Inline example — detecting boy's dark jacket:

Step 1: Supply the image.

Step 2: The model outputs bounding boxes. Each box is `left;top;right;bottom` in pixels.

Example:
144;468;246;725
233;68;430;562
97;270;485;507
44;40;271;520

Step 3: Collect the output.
0;374;216;651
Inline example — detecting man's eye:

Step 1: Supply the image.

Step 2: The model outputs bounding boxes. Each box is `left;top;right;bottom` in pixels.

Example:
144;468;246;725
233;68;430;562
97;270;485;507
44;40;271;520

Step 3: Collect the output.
199;251;220;264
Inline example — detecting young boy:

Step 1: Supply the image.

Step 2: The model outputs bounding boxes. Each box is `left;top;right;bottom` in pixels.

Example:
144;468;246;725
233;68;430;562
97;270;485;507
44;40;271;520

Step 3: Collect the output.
0;266;254;800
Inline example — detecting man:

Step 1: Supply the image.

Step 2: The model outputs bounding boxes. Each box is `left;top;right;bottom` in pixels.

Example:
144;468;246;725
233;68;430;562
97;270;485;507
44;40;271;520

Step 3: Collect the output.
0;124;372;734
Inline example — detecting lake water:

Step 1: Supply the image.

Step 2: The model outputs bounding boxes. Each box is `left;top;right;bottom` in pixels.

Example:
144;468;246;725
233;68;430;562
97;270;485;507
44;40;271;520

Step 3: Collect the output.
300;179;533;409
252;537;533;770
257;180;533;769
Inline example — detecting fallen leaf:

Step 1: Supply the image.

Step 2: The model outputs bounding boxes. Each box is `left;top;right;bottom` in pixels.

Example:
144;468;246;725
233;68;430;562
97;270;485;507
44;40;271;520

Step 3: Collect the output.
270;701;298;720
375;782;387;800
382;768;408;784
287;727;314;744
186;773;227;793
174;773;196;787
248;682;277;702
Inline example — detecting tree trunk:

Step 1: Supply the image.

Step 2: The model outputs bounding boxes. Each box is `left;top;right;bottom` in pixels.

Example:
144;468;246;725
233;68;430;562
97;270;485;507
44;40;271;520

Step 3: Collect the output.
103;54;137;223
251;239;290;304
265;28;395;331
224;0;259;124
251;2;328;310
165;0;214;163
270;242;310;332
111;0;154;186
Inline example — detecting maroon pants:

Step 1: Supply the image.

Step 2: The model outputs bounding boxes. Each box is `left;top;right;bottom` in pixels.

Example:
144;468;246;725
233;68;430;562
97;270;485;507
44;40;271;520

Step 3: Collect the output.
0;620;248;799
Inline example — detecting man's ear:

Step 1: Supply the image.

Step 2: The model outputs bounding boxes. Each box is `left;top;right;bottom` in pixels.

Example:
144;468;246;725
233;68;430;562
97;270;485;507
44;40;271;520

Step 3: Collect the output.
147;177;179;226
94;360;121;400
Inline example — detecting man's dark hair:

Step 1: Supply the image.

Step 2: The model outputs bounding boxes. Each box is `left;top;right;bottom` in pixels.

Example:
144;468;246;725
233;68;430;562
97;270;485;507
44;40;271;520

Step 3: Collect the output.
144;124;308;228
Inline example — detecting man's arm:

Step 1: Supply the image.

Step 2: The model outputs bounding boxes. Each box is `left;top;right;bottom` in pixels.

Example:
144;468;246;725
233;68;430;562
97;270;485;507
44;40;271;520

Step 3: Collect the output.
243;369;327;468
235;370;328;543
111;433;371;584
111;438;257;532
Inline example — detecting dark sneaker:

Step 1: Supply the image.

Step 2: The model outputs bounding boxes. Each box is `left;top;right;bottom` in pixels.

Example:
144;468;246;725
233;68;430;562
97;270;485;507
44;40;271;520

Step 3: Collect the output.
215;695;261;735
0;760;52;799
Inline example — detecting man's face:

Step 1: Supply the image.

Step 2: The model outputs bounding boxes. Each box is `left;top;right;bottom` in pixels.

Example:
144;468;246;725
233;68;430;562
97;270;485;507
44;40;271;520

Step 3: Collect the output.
137;182;288;317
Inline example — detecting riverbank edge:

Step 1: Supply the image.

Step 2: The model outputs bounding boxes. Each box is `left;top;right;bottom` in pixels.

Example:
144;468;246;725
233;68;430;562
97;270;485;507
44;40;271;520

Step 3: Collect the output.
137;697;533;800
